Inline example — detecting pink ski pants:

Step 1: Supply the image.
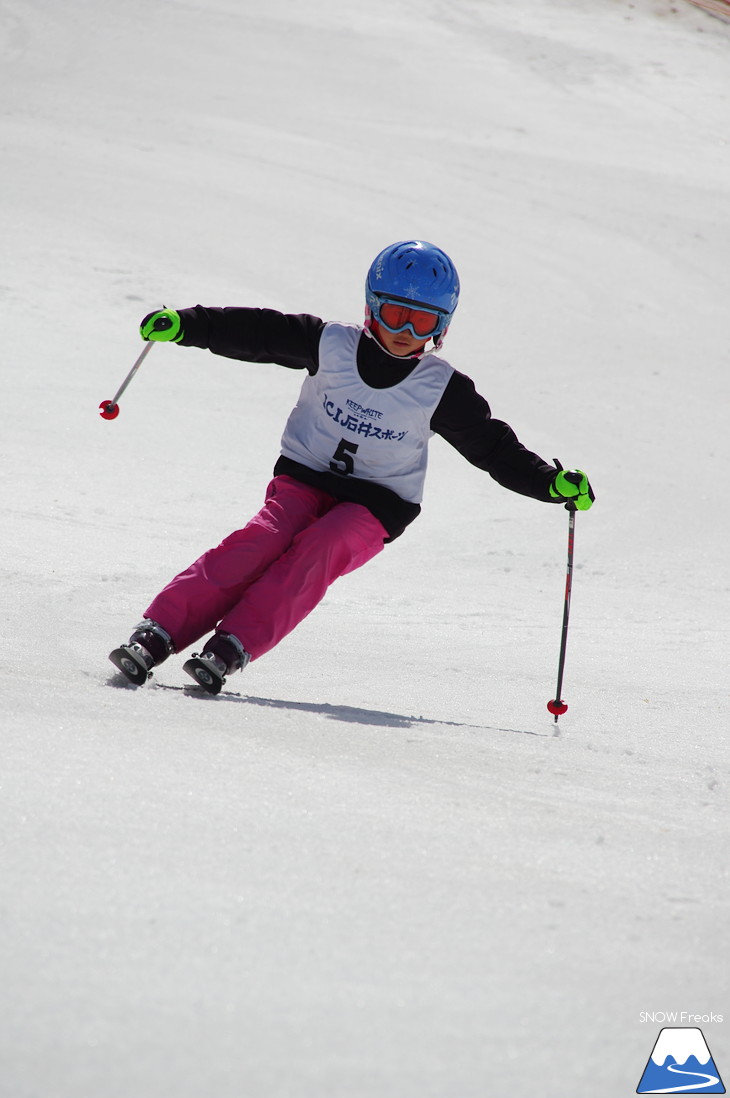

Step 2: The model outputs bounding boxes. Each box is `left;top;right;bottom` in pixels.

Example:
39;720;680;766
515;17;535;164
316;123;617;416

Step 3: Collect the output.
144;475;388;660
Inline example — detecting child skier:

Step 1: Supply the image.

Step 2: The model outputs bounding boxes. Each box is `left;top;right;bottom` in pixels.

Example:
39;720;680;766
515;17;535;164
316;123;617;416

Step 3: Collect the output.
109;240;595;694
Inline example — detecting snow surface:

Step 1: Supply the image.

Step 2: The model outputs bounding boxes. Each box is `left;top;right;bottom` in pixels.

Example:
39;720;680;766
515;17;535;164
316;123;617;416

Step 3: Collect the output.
2;1;729;1095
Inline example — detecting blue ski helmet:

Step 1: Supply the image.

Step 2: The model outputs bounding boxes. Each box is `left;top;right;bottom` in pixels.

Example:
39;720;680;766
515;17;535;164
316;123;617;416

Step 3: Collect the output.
365;240;460;348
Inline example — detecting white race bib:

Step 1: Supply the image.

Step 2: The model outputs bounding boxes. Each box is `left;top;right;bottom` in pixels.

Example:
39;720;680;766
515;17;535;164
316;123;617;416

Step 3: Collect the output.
280;323;453;504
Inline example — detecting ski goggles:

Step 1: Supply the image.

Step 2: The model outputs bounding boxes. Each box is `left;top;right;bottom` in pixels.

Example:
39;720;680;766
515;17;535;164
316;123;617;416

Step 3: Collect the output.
375;298;447;339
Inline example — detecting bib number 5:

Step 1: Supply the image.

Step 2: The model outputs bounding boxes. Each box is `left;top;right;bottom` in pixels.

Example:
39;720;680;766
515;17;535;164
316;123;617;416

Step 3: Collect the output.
329;438;359;476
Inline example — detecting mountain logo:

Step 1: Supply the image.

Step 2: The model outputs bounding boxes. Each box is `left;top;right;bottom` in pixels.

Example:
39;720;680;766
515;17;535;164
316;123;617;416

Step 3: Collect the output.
637;1027;725;1093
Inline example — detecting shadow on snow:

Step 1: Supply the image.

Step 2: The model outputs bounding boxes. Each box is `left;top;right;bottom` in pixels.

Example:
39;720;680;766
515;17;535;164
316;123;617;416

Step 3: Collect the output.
107;674;546;736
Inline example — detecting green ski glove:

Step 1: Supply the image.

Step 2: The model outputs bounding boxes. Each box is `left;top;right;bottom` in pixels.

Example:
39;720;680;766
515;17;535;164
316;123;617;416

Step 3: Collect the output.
140;309;184;342
549;469;595;511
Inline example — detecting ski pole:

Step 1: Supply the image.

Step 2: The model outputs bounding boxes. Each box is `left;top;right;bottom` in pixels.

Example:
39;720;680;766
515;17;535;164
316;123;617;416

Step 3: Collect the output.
99;311;175;419
99;340;155;420
547;502;576;721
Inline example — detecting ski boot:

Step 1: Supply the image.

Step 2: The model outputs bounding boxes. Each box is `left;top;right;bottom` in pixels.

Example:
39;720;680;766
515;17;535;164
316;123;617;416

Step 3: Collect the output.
183;632;250;695
109;619;175;685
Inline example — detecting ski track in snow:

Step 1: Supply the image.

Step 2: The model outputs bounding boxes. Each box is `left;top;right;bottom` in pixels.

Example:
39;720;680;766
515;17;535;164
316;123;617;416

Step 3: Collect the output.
2;1;729;1096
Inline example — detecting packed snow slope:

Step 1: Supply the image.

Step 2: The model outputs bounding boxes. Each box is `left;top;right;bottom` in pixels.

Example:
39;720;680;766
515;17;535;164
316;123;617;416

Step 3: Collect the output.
2;1;729;1095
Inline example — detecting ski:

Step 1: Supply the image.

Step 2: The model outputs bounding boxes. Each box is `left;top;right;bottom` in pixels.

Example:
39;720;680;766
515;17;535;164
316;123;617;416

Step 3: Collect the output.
182;654;227;695
108;645;153;685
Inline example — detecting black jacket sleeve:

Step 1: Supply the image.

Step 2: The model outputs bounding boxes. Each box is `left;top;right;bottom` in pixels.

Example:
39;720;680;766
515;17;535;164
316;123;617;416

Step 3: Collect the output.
431;370;558;502
176;306;325;373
